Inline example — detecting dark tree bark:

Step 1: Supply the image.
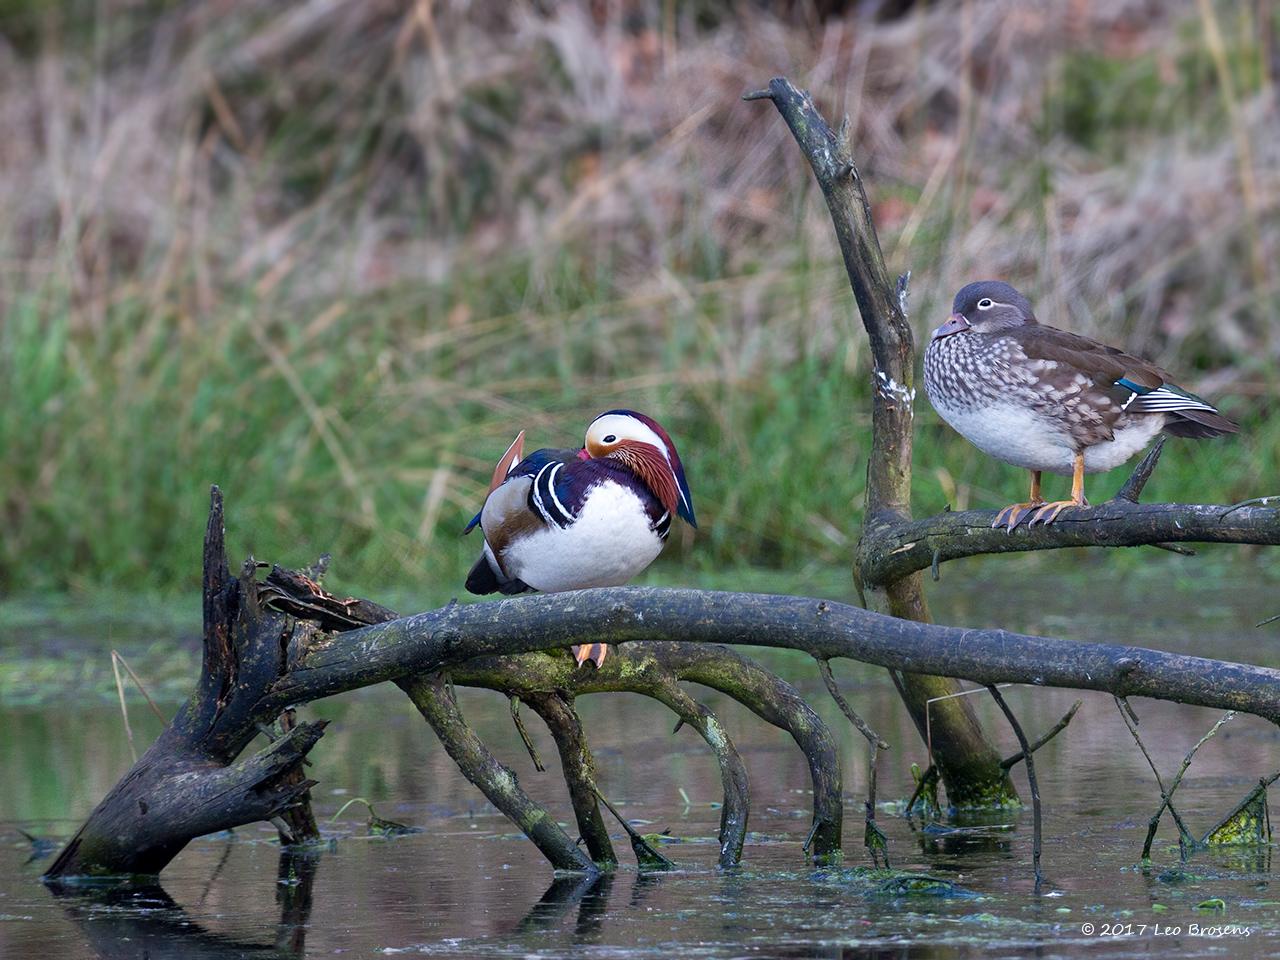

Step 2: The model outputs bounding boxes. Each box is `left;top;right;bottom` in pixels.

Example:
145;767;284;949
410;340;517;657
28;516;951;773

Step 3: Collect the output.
45;489;326;879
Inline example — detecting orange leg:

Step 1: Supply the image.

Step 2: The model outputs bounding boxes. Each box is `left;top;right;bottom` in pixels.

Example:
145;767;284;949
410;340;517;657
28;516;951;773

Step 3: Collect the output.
572;643;608;669
992;471;1045;531
1029;452;1088;526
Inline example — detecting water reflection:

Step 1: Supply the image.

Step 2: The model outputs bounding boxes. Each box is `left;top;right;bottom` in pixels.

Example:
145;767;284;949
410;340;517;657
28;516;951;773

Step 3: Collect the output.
48;851;321;959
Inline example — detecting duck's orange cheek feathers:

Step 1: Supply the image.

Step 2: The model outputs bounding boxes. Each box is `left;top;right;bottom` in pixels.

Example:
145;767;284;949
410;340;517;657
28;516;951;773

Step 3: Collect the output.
615;441;678;515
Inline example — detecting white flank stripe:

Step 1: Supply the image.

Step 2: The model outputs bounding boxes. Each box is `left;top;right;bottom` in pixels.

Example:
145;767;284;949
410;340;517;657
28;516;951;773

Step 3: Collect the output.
531;462;557;526
545;463;573;524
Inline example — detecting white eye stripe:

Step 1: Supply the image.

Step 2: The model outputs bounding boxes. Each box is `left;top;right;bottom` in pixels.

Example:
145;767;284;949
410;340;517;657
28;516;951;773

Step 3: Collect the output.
977;298;994;310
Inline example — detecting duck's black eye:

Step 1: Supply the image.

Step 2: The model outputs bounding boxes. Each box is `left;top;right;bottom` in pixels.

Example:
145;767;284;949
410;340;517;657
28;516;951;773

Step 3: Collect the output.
603;434;617;444
977;298;994;310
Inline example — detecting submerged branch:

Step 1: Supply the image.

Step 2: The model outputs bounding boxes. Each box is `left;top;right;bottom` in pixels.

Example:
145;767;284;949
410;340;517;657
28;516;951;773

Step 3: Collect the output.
988;687;1043;890
400;672;596;874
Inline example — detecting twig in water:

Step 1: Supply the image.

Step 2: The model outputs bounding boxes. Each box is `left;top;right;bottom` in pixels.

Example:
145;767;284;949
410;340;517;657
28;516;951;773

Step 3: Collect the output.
1258;614;1280;628
1140;710;1235;860
988;686;1044;892
1114;697;1197;859
817;659;890;865
591;786;676;870
510;697;546;772
1000;700;1083;771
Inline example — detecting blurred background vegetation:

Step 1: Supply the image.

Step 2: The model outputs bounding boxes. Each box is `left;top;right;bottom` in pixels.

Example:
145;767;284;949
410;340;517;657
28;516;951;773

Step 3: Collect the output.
0;0;1275;597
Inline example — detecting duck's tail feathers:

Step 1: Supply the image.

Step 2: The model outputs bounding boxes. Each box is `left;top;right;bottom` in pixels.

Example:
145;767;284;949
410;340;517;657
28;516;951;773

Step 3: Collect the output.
465;553;534;596
1163;407;1239;439
1123;383;1237;439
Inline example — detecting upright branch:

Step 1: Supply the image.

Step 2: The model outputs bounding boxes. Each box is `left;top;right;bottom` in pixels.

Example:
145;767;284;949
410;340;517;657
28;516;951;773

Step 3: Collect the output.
747;76;1015;807
747;78;913;520
987;687;1044;891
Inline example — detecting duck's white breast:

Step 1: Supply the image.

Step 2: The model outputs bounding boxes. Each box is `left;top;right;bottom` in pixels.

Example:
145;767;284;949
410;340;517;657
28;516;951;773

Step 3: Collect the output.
503;481;664;592
936;403;1077;474
936;402;1163;476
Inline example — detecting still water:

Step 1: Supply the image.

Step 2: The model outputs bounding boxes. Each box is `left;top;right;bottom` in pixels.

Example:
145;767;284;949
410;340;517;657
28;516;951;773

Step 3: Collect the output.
2;552;1278;958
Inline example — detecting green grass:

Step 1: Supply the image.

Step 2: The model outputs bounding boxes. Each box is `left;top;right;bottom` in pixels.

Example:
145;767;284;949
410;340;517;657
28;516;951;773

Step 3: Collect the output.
0;1;1275;596
2;258;1274;597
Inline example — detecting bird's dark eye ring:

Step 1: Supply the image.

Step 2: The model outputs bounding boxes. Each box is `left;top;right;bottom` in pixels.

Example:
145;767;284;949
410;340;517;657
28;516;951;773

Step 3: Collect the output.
603;434;617;443
977;298;993;309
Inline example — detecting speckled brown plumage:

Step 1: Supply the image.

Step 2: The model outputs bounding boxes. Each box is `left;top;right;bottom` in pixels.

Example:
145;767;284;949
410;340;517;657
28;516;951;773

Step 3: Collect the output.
924;280;1237;527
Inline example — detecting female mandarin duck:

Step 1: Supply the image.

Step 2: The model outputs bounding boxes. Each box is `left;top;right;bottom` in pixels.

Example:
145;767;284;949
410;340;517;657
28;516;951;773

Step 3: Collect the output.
924;281;1237;530
464;410;696;667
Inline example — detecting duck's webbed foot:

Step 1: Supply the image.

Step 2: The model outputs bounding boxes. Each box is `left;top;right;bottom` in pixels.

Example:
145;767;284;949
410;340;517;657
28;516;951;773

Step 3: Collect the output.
572;643;608;669
992;469;1045;531
1027;453;1088;526
992;499;1046;531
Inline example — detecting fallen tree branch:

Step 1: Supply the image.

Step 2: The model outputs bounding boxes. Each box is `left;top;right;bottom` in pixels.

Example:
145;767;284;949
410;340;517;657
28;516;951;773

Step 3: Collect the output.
46;487;1280;882
523;693;616;867
452;643;844;863
262;588;1280;725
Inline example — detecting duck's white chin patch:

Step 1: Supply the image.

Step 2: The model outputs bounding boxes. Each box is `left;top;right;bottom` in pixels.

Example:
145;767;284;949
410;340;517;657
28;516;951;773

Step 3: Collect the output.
503;481;664;592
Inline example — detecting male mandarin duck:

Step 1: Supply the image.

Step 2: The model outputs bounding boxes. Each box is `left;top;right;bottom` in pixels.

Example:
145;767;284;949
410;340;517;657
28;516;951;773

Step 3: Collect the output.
924;281;1237;530
464;410;696;667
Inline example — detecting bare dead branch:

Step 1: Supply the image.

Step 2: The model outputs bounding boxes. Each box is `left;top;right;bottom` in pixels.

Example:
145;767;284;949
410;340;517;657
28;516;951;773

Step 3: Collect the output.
1000;700;1083;771
988;687;1043;890
1114;698;1198;859
748;75;1015;807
